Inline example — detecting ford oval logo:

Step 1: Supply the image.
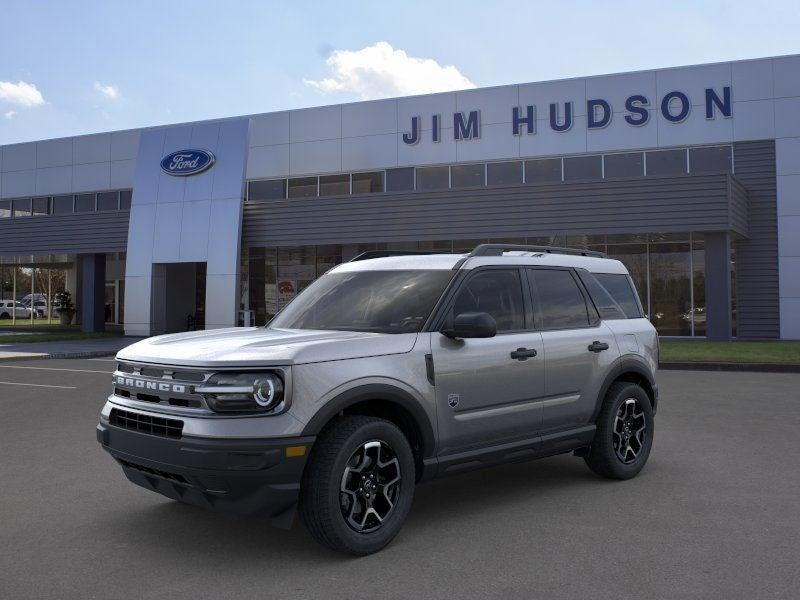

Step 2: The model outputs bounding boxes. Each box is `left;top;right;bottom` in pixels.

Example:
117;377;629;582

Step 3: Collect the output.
160;149;215;176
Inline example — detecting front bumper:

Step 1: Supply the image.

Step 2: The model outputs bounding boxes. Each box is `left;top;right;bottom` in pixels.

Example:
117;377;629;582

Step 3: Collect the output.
97;421;314;528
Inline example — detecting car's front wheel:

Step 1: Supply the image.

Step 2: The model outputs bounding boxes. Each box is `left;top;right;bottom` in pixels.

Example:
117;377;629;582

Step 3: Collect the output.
299;415;415;555
584;382;654;480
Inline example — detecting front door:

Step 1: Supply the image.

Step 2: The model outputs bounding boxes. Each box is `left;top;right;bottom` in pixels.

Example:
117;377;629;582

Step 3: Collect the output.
432;268;545;455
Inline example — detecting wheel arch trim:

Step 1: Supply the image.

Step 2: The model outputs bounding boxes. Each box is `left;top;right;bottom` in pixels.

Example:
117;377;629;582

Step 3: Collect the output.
593;357;657;420
301;383;436;459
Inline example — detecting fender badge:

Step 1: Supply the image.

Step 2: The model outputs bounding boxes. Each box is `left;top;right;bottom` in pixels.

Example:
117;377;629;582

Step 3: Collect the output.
448;393;460;408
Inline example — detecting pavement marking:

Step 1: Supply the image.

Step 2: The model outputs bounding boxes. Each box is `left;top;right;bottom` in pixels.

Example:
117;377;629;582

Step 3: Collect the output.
0;380;77;389
0;365;112;375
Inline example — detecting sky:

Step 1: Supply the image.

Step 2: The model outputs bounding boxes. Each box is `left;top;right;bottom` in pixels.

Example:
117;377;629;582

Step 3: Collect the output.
1;0;799;145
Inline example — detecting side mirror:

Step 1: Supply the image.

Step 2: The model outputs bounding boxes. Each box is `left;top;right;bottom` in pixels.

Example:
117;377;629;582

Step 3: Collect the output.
442;312;497;339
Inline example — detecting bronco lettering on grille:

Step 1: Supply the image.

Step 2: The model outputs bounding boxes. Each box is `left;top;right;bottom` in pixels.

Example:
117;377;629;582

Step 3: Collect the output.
115;376;186;394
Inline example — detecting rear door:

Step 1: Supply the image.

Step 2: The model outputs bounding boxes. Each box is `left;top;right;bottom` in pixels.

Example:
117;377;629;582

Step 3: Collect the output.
527;268;619;432
431;267;545;455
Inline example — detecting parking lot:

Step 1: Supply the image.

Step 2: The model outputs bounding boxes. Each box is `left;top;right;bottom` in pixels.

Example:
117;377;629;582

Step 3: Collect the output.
1;359;798;599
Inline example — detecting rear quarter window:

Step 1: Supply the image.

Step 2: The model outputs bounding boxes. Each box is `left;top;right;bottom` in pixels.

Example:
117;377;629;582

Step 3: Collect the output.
590;272;644;319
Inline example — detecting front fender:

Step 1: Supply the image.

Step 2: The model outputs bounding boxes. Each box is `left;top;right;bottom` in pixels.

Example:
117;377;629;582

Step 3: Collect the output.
301;380;436;459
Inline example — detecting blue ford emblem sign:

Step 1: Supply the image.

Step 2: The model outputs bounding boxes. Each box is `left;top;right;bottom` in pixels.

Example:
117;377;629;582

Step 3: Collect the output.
160;149;215;176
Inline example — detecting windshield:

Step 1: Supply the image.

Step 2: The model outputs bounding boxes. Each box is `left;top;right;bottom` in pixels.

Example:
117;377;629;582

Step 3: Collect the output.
269;269;454;334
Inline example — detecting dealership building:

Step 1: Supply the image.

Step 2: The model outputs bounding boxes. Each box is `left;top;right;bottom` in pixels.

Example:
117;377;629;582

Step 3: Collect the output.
1;54;800;340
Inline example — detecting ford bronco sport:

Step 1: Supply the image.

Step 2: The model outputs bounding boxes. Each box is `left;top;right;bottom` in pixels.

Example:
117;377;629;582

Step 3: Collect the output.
97;244;658;555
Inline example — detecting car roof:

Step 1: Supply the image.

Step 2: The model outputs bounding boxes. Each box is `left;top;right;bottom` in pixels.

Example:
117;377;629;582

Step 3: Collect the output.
332;251;630;275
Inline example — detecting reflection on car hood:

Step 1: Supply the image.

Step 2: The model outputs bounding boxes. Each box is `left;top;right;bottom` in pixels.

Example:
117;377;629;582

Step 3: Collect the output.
116;327;418;367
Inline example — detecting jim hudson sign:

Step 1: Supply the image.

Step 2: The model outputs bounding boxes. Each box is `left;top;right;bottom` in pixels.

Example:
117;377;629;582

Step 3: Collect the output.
401;86;732;145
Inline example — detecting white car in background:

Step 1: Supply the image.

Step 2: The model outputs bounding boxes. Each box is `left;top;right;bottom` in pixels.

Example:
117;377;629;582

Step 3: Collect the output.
0;300;32;320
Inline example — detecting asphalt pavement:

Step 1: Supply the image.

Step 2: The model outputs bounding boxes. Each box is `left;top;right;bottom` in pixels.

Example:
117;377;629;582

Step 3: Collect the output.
1;359;798;599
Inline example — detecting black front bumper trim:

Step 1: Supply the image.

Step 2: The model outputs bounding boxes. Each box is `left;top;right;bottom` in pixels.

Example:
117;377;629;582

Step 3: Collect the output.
97;422;314;528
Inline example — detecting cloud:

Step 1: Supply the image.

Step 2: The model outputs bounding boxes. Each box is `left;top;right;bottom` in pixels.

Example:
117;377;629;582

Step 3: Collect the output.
4;110;16;119
93;82;121;100
0;80;44;107
304;41;475;100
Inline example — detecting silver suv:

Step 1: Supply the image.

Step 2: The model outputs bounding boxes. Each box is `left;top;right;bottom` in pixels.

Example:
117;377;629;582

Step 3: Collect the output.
97;244;658;555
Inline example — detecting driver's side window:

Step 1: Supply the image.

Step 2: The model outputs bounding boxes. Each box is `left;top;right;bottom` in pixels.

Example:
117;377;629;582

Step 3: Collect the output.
448;269;525;332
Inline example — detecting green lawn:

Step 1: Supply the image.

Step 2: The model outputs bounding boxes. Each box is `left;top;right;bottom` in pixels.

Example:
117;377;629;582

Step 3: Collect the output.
660;340;800;364
0;331;122;344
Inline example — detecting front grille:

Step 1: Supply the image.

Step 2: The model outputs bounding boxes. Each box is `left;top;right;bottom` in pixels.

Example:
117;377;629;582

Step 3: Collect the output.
109;408;183;439
118;459;189;484
113;362;210;411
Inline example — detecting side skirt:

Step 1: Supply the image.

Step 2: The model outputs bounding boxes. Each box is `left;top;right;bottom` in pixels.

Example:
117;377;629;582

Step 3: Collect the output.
421;424;596;481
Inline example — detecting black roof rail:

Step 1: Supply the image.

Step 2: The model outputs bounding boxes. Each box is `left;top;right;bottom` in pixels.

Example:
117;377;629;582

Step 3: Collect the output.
468;244;607;259
349;250;449;262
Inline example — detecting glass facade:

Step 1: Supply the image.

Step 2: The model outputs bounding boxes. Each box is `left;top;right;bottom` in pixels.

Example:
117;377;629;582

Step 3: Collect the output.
0;255;77;328
0;252;126;329
241;232;727;336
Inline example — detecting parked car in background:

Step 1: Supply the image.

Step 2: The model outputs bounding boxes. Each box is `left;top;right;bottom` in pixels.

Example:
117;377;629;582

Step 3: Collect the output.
0;300;32;319
20;296;48;318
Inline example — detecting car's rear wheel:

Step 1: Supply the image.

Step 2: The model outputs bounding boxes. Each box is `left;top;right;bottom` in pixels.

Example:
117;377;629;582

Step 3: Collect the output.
584;382;654;480
299;415;415;555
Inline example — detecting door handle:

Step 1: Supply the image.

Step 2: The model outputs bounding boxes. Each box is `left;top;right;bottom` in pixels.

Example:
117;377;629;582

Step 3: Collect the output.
588;341;610;353
510;347;538;361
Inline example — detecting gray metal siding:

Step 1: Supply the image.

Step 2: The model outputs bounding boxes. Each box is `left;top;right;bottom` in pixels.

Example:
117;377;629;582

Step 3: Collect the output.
0;211;129;256
242;174;745;247
732;140;780;339
729;177;750;238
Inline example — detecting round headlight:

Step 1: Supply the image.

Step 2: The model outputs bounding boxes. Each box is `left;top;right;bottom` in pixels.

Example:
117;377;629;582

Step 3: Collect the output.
254;375;283;409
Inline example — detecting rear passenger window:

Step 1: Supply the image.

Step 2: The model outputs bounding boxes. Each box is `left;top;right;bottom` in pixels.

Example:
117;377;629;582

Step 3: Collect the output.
593;273;643;318
449;269;525;332
530;269;590;329
577;272;627;320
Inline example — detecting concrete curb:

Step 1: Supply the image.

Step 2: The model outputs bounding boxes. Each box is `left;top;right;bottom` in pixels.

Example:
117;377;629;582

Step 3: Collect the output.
660;361;800;373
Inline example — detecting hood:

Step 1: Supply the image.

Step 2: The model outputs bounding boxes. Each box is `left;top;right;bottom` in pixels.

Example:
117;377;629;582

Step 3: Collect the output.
116;327;418;367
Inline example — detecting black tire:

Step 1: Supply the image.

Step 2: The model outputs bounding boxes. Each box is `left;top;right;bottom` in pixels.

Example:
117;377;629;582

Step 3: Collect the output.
584;382;654;480
0;312;10;320
299;415;415;556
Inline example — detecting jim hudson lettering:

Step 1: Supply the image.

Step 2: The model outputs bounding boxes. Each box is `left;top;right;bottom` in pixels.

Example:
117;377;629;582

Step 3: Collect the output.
402;86;732;145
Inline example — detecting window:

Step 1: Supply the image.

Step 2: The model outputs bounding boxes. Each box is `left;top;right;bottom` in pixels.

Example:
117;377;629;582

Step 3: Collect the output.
593;273;644;319
0;200;10;218
249;179;286;201
525;158;562;183
120;190;132;210
450;269;525;332
604;153;644;178
530;269;590;329
577;272;627;320
32;197;49;216
98;192;119;211
646;149;686;176
52;195;74;214
74;194;96;212
12;198;32;218
386;167;415;192
563;155;602;181
352;171;384;194
487;161;523;186
416;166;449;191
288;177;317;198
319;174;350;196
690;146;732;174
451;163;485;188
269;270;453;334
